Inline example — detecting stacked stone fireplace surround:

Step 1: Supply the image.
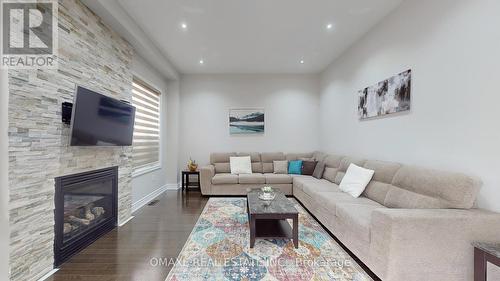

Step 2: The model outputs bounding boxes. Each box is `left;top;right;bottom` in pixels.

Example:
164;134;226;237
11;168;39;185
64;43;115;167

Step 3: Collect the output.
7;1;135;280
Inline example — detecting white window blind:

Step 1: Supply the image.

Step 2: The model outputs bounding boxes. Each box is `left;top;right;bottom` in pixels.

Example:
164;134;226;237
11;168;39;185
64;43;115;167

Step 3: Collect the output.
132;78;161;171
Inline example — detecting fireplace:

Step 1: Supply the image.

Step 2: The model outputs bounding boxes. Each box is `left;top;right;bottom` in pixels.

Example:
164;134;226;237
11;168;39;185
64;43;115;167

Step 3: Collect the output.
54;166;118;266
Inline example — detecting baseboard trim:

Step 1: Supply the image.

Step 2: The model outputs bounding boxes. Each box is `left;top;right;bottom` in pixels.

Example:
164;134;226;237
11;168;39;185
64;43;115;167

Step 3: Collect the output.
118;216;134;227
37;268;59;281
132;183;178;214
165;183;180;190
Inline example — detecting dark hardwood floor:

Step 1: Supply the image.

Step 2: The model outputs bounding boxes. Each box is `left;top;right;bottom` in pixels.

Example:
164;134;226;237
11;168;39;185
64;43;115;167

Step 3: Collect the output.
48;190;208;281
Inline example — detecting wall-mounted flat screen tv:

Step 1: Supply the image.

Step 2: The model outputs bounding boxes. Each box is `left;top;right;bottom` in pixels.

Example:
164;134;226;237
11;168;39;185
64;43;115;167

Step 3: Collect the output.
70;86;136;146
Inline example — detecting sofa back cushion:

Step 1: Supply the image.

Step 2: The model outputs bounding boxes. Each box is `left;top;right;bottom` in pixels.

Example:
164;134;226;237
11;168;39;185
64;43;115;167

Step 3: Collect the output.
333;157;366;184
237;152;262;173
388;165;482;209
321;154;343;182
211;152;263;174
384;187;450;209
361;160;402;205
286;152;314;161
261;152;285;173
210;152;237;173
313;151;328;162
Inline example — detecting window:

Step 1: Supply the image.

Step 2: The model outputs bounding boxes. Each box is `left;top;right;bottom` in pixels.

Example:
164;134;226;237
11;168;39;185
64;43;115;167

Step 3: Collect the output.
131;78;161;173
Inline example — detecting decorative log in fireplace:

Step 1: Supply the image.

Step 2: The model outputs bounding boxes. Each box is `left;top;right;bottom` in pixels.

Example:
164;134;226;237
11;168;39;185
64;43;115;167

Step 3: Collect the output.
54;166;118;266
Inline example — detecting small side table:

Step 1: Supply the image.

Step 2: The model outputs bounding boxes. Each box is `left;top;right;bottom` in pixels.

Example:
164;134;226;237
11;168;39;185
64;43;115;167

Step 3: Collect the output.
473;242;500;281
181;170;200;191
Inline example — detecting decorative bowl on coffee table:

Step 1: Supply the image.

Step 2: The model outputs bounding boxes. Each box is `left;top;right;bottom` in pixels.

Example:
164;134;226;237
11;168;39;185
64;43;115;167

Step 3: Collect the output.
259;186;275;201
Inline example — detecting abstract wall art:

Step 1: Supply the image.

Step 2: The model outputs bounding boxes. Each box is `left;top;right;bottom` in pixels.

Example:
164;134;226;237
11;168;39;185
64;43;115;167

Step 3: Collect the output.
358;69;411;119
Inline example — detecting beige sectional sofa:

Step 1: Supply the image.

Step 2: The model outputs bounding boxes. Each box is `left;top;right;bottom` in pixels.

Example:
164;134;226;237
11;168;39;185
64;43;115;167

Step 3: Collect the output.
200;151;500;281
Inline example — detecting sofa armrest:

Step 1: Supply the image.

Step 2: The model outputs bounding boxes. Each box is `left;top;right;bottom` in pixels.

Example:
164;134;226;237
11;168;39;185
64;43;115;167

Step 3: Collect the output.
200;165;215;195
370;208;500;281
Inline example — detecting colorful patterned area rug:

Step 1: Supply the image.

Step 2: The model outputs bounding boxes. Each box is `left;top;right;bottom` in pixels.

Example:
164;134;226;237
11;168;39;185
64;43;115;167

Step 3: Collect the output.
166;197;372;281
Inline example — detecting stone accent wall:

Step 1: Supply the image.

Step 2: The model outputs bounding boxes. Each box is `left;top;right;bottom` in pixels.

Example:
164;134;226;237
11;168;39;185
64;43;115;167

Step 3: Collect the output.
8;1;134;280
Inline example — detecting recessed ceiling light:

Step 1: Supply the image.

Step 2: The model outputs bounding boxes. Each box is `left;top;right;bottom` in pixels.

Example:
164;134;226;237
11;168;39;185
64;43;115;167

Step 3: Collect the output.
180;22;187;29
300;59;305;64
326;23;333;30
199;59;204;64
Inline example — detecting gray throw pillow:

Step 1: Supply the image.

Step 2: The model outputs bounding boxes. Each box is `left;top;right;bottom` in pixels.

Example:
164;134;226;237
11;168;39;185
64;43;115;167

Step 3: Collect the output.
312;161;326;179
301;160;318;176
273;160;288;174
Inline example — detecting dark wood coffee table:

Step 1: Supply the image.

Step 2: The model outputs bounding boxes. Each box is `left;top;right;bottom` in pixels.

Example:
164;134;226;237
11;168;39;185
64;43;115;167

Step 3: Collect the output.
247;189;299;248
473;242;500;281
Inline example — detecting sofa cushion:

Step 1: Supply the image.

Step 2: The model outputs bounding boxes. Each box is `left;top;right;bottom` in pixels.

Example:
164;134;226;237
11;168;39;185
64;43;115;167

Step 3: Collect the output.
210;152;236;164
237;152;263;173
292;176;321;192
333;172;345;185
333;157;366;184
314;192;381;214
212;173;238;184
264;173;293;184
364;160;402;183
361;160;402;204
335;203;386;242
286;153;314;161
214;163;231;173
324;154;343;167
384;187;450;209
313;151;328;162
362;181;392;205
237;152;261;162
211;152;236;173
312;161;326;179
251;163;263;173
322;167;338;183
261;152;286;173
239;173;266;184
391;165;482;209
302;179;342;197
322;154;343;182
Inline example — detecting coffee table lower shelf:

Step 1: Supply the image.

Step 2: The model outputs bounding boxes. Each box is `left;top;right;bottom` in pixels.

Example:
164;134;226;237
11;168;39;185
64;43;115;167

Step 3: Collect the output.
249;216;298;249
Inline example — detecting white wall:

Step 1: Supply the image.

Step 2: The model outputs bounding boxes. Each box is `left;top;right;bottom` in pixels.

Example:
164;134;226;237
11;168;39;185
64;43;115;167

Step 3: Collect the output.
131;56;180;211
319;0;500;212
0;69;10;280
165;80;181;184
179;74;320;167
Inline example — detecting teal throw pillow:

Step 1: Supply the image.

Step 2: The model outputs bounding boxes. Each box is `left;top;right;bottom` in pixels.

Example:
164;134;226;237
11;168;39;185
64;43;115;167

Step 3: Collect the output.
288;160;303;175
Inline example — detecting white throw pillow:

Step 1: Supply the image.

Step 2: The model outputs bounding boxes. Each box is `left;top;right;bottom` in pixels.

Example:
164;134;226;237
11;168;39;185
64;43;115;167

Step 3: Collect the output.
339;164;375;198
230;156;252;174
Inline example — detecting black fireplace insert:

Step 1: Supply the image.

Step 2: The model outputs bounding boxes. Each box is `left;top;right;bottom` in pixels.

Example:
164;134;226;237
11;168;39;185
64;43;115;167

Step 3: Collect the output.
54;166;118;266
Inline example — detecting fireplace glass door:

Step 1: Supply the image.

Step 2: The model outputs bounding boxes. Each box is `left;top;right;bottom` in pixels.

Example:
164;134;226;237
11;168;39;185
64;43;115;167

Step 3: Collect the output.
63;177;114;243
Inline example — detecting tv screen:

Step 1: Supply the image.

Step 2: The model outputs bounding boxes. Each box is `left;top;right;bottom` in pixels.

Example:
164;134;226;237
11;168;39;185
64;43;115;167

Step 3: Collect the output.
70;86;136;146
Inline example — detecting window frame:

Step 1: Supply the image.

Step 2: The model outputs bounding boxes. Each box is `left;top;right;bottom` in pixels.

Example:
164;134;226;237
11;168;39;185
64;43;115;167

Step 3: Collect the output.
130;74;163;178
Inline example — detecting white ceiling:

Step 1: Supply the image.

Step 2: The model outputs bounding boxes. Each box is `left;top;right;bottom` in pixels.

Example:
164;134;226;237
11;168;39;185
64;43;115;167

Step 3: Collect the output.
117;0;403;74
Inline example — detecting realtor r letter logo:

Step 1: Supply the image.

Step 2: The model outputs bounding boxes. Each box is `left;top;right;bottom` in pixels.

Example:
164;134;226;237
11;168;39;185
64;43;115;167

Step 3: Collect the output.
1;0;58;69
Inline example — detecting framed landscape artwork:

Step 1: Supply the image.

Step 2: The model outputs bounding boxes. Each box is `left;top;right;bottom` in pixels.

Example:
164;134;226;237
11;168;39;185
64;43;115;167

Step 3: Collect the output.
358;69;411;120
229;108;265;134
